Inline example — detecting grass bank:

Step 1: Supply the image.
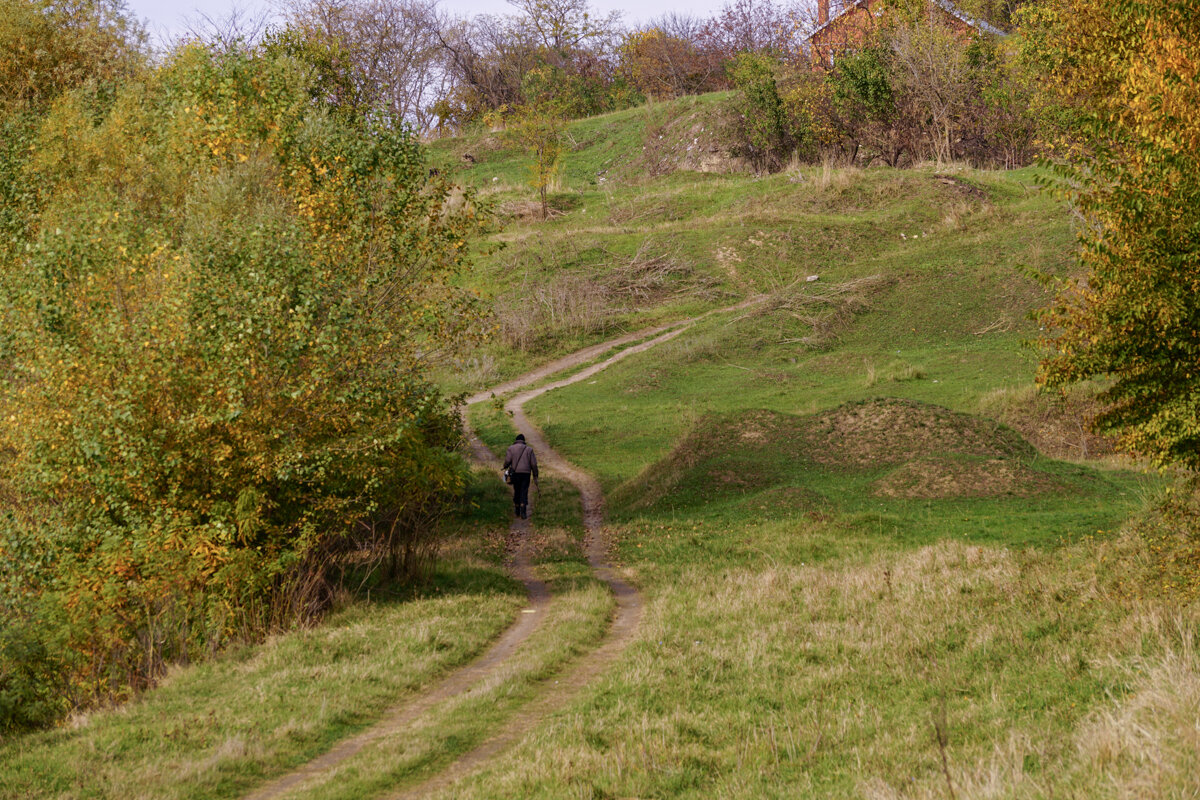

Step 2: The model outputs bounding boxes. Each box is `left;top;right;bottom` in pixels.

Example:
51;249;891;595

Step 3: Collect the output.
423;93;1197;798
0;464;605;800
437;525;1197;799
0;544;522;800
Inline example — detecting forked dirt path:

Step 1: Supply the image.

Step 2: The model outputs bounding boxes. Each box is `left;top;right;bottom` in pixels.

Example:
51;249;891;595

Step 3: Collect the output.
389;296;764;799
243;297;763;800
465;295;764;407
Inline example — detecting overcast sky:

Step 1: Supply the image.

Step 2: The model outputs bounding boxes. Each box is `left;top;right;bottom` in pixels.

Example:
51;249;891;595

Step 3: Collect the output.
126;0;739;44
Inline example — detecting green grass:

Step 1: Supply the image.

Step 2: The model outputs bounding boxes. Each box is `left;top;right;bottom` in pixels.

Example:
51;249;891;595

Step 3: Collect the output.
0;534;524;800
420;93;1196;798
435;529;1197;799
276;572;612;800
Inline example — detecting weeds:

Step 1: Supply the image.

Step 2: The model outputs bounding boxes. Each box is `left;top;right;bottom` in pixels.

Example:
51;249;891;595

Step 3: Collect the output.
458;353;499;387
890;364;926;382
814;158;861;192
603;237;720;302
436;535;1196;799
931;698;958;800
979;384;1116;461
864;359;879;387
495;275;611;351
757;274;894;349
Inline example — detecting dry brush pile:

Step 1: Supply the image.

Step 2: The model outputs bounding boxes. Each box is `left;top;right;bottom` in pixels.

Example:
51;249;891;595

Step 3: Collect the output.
492;236;720;352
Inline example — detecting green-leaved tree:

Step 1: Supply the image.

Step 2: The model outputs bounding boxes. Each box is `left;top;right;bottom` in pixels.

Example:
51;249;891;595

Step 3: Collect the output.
0;32;490;728
1029;0;1200;468
506;94;566;219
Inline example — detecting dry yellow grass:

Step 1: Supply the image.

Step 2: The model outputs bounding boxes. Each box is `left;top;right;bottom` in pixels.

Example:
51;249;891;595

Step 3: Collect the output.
426;534;1198;799
1074;616;1200;800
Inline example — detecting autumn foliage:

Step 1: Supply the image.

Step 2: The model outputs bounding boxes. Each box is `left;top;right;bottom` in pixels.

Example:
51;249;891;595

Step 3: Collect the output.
0;8;489;728
1031;0;1200;468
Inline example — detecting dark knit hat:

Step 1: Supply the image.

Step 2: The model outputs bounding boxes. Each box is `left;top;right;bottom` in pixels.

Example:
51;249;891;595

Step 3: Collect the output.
515;433;526;442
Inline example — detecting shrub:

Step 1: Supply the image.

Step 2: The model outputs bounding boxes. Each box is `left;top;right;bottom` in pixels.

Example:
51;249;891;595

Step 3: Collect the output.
0;38;489;724
827;46;911;166
727;51;792;172
779;71;839;162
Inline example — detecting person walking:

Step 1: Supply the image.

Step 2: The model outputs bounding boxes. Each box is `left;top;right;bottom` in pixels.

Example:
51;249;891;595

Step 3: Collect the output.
503;433;538;519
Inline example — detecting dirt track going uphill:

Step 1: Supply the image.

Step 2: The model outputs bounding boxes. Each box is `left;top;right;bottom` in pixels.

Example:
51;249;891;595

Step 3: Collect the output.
243;298;762;800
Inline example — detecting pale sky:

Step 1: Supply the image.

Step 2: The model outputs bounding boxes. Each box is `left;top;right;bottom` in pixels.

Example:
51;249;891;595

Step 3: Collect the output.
126;0;738;45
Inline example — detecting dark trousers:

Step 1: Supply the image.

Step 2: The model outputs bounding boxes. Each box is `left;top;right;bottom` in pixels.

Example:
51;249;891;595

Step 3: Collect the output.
511;472;531;512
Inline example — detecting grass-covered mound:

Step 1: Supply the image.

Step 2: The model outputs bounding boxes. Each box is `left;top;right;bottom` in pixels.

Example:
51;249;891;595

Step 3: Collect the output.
808;398;1035;468
811;399;1063;499
614;400;1114;521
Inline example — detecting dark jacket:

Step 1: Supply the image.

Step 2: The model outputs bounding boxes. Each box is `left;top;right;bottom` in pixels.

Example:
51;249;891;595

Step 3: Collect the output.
503;441;538;477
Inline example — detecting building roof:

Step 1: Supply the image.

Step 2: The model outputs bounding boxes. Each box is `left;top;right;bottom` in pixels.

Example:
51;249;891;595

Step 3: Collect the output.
807;0;869;40
932;0;1007;36
807;0;1007;40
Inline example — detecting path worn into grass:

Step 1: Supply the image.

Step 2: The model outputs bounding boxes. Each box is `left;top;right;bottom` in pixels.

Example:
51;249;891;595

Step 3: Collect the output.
392;297;764;799
243;298;763;800
465;296;765;407
241;430;549;800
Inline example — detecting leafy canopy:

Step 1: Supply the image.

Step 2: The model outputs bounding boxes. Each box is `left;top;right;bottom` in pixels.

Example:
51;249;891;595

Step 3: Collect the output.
1031;0;1200;468
0;32;490;726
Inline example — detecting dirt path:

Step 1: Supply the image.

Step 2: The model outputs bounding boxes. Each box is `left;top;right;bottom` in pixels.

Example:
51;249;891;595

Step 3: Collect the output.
388;297;764;799
242;428;548;800
243;297;763;800
466;295;765;407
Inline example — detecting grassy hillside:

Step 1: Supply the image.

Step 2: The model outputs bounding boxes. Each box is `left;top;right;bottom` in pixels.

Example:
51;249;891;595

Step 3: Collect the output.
0;469;610;800
5;93;1195;800
443;93;1136;520
444;95;1197;798
431;98;1070;411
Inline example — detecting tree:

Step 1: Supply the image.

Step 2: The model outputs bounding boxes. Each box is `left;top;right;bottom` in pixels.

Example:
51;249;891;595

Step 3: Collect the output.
700;0;807;60
620;22;727;99
1030;0;1200;468
281;0;449;130
506;97;566;218
434;12;540;126
433;0;632;127
727;51;792;172
183;4;271;52
958;35;1037;169
278;0;451;128
507;0;632;118
779;70;839;162
0;0;145;114
507;0;620;55
0;34;490;725
886;18;972;164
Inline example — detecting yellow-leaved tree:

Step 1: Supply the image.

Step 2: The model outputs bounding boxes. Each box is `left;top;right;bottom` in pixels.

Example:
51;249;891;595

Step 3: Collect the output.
1027;0;1200;468
0;24;490;729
